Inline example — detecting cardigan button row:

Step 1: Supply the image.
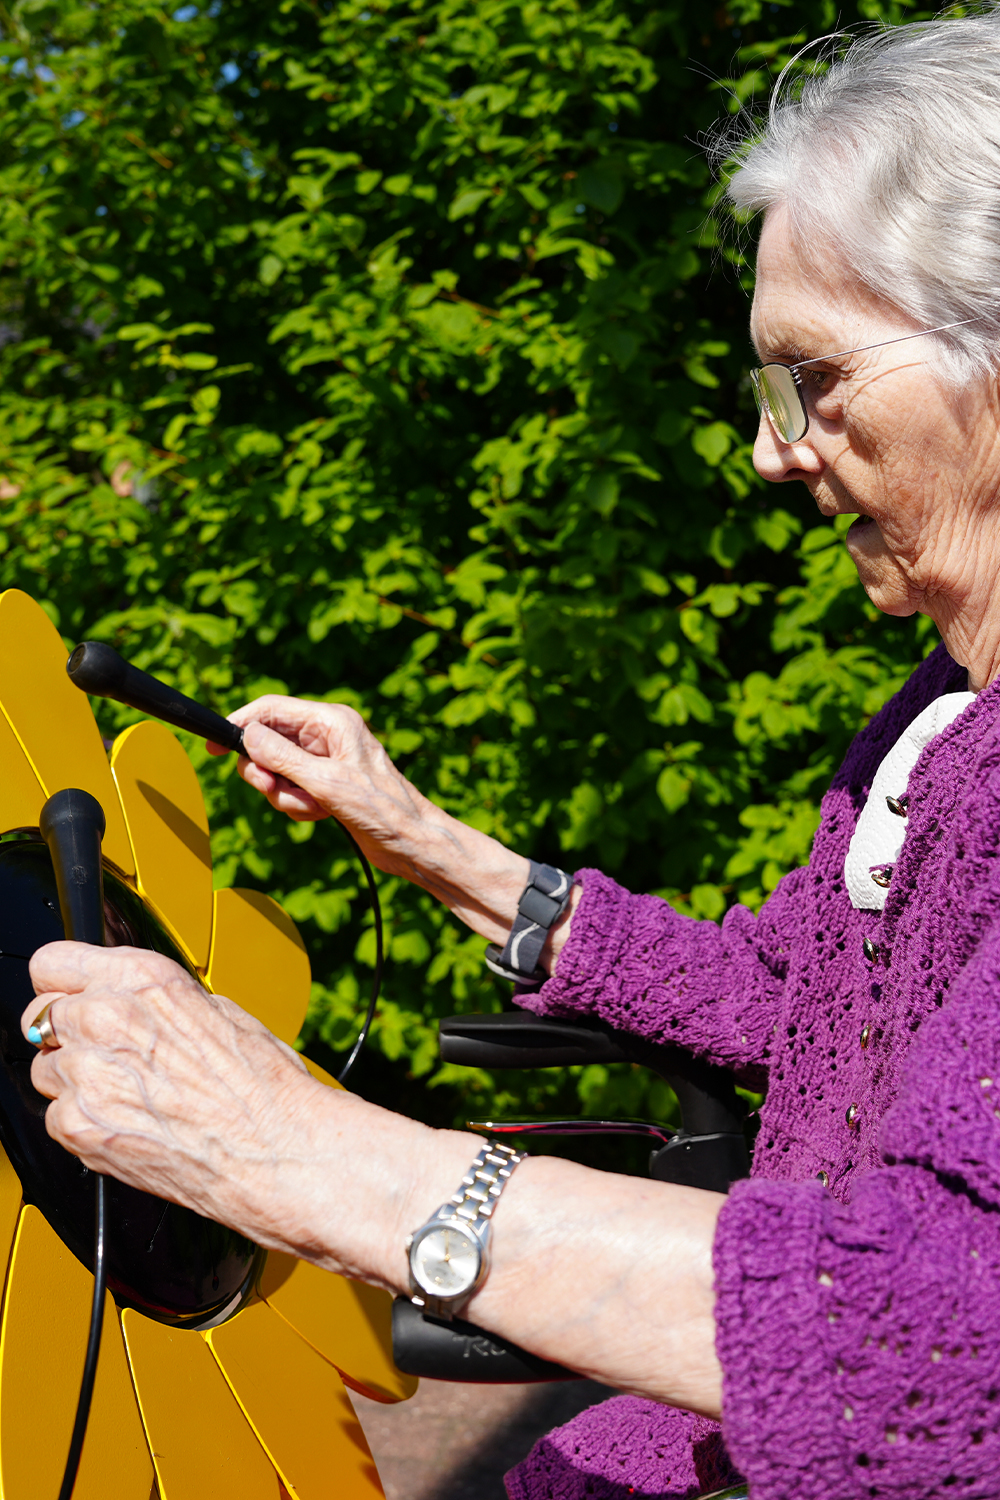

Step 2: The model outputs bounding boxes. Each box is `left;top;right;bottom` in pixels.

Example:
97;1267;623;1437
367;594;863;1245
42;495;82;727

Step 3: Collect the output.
863;937;889;970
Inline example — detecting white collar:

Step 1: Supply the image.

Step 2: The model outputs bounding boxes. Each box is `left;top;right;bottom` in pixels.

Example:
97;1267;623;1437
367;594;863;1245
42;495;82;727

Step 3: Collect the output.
845;691;976;911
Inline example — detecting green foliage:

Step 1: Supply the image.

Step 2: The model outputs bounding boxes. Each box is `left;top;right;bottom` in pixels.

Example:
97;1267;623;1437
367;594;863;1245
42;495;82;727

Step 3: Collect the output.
0;0;933;1129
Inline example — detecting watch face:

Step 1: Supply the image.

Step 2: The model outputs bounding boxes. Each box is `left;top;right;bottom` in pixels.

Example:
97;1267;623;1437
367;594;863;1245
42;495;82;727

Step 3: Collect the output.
411;1222;481;1298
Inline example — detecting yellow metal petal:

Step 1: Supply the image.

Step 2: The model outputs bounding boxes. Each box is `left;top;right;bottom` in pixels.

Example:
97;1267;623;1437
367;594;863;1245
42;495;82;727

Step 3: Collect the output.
205;888;310;1044
0;706;44;836
0;1206;153;1499
0;590;134;876
122;1309;281;1500
205;1299;385;1499
0;1145;22;1293
260;1253;417;1405
110;721;213;969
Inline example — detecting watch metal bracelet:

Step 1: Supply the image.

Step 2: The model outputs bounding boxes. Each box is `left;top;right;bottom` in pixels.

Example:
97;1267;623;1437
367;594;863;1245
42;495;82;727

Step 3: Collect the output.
444;1140;527;1226
408;1141;527;1318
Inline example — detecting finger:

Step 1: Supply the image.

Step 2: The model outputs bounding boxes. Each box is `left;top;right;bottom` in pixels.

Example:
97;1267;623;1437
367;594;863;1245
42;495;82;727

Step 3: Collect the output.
30;1048;62;1101
28;940;180;1003
25;998;60;1050
226;695;318;737
241;721;340;802
24;989;105;1049
238;756;329;821
42;1091;109;1174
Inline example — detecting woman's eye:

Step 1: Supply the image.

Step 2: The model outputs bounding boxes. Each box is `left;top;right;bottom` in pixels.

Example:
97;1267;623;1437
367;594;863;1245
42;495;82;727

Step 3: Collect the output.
803;368;834;392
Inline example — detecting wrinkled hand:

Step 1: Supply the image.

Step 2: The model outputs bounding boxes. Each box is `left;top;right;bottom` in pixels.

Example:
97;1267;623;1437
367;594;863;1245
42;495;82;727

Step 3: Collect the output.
207;695;434;881
207;694;550;959
20;941;325;1254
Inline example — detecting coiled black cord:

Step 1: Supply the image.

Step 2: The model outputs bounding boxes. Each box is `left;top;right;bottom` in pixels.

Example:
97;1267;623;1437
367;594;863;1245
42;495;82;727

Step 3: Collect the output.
335;825;383;1086
57;1172;106;1500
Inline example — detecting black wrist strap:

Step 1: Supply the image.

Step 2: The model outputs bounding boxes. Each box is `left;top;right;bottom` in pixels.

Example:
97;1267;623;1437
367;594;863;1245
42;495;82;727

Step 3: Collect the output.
484;862;573;988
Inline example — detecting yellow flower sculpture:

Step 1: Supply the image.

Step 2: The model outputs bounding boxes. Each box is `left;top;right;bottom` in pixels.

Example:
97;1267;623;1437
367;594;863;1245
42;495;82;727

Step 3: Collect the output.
0;589;415;1500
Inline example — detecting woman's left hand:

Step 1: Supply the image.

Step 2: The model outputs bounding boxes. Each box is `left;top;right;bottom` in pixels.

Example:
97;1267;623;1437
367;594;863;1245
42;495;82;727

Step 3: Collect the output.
20;940;318;1252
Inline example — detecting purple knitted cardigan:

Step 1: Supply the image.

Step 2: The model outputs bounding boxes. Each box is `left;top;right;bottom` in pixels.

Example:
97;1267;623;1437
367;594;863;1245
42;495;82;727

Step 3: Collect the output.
505;643;1000;1500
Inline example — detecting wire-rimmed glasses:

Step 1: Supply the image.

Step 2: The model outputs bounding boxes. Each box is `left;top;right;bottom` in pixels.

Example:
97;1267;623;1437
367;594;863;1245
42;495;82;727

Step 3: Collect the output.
751;319;980;444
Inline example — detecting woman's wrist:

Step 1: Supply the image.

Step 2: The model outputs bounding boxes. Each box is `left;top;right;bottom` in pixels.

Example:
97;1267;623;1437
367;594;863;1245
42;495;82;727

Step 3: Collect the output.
543;882;582;975
390;795;532;946
278;1075;484;1291
398;802;581;976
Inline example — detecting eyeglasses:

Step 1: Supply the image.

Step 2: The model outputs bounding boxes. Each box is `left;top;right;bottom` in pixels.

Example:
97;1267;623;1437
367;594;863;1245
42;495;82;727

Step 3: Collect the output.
751;319;980;444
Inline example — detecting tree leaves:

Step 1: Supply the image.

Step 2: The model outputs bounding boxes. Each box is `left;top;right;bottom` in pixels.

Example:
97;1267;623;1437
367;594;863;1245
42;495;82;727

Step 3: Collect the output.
0;0;927;1132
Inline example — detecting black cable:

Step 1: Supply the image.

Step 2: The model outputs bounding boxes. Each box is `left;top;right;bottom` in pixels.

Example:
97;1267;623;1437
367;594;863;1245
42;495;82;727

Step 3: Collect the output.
335;824;383;1087
57;1172;106;1500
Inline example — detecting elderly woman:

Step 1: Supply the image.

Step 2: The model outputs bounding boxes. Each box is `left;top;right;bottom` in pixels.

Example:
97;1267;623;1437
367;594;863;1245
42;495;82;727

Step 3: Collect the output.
22;11;1000;1499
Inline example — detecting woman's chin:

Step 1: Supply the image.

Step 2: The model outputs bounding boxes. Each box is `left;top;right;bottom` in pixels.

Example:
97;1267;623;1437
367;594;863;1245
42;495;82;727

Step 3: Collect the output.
843;519;917;615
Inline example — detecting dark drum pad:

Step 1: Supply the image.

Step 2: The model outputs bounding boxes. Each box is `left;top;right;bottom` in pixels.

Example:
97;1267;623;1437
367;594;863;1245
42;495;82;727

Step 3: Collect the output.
0;839;259;1326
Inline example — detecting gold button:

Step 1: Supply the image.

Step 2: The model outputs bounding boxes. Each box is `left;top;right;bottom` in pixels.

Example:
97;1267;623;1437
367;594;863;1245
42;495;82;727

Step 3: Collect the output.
860;1023;871;1049
885;796;908;817
862;937;878;963
846;1103;859;1128
817;1170;829;1187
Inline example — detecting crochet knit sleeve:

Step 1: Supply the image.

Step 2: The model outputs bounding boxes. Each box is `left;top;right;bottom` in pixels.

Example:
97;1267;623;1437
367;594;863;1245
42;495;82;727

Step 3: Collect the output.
715;914;1000;1498
515;865;807;1082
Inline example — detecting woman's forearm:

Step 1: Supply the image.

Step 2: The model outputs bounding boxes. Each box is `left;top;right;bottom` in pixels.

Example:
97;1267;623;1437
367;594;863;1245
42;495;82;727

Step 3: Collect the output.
265;1072;723;1415
465;1156;723;1414
383;793;582;968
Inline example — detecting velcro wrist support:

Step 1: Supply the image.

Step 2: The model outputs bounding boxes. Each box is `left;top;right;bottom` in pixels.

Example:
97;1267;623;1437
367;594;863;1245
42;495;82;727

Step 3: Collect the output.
484;861;573;988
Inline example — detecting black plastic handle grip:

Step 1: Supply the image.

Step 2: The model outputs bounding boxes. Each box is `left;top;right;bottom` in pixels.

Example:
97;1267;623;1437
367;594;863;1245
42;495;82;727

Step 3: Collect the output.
39;788;110;1500
439;1011;751;1196
66;642;244;754
391;1298;580;1383
439;1011;626;1069
439;1011;748;1137
39;789;107;946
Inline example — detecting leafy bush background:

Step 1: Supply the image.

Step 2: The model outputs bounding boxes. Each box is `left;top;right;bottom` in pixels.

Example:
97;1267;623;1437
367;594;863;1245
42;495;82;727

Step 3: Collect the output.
0;0;933;1135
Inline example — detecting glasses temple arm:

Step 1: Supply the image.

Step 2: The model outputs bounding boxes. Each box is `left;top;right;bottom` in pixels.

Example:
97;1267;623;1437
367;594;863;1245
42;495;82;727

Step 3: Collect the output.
790;317;979;372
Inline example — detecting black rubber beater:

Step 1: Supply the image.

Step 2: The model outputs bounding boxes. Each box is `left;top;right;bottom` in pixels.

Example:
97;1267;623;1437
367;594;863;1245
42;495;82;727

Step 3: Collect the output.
67;641;245;754
65;642;381;1086
38;789;108;1500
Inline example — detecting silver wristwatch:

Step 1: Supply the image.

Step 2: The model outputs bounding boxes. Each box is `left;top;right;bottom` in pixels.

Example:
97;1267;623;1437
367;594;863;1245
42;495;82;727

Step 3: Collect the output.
406;1141;527;1320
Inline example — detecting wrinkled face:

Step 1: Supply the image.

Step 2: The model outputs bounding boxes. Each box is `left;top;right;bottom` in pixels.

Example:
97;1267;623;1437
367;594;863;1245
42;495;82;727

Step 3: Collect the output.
752;207;1000;624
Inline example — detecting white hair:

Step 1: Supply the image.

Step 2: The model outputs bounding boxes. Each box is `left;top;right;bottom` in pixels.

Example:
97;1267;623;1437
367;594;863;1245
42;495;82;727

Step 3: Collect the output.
722;8;1000;383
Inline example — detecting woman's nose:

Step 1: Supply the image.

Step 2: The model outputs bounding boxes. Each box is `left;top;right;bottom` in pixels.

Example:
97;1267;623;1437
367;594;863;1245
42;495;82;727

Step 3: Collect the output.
752;408;824;484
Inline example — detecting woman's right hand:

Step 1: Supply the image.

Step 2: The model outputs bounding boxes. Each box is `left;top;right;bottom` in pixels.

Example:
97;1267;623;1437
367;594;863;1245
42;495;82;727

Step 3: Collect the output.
208;695;436;880
206;695;554;953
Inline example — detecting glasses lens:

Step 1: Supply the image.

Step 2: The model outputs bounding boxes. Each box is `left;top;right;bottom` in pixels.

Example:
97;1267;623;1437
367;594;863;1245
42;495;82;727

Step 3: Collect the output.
755;365;807;443
750;369;764;414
